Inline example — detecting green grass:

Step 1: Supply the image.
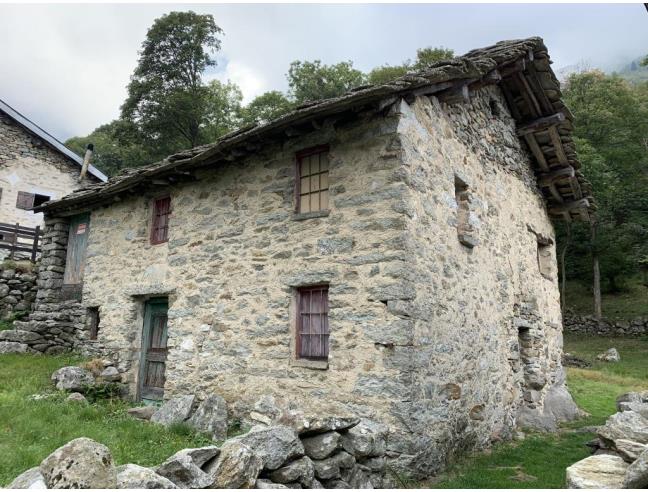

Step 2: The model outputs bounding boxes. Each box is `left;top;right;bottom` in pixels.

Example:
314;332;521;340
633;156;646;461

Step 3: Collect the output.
564;277;648;320
428;336;648;488
0;353;212;486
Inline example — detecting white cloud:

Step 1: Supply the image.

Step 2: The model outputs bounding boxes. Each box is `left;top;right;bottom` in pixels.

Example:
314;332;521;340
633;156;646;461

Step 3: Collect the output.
209;60;268;104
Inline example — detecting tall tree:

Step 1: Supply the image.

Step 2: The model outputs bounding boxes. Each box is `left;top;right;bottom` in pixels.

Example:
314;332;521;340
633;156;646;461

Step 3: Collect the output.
241;91;294;125
203;80;243;140
121;11;224;156
287;60;366;104
412;46;455;69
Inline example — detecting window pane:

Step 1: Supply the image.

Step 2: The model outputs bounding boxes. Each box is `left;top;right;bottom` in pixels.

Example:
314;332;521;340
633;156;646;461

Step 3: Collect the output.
300;157;310;177
310;193;320;212
310;155;319;173
301;177;310;194
300;195;310;213
310;175;320;193
319;153;329;171
320;190;329;210
320;172;329;190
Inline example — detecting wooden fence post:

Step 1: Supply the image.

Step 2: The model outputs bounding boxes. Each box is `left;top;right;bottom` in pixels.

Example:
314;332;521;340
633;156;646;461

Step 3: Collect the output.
31;225;40;262
9;222;19;260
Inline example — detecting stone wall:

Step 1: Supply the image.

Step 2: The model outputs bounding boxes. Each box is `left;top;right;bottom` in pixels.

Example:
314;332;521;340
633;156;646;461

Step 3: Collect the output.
0;263;38;318
0;112;93;229
36;88;573;480
563;312;648;337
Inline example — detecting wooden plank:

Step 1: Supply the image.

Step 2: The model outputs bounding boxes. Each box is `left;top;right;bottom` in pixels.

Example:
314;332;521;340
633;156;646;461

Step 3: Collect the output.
538;166;575;186
549;198;590;214
516;112;565;136
499;82;523;120
525;62;554;114
548;126;569;164
514;72;542;117
31;225;40;262
524;134;550;172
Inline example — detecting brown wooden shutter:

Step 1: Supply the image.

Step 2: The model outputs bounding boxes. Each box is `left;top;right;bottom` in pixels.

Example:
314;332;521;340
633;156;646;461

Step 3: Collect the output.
151;197;171;244
16;191;35;210
297;285;329;360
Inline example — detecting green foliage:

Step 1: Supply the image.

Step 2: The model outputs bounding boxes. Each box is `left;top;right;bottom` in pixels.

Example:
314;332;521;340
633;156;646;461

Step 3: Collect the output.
81;382;123;403
203;80;244;140
240;91;295;125
367;64;410;85
121;11;224;156
287;60;366;104
564;277;648;319
367;46;454;85
0;354;211;486
412;46;454;70
431;336;648;488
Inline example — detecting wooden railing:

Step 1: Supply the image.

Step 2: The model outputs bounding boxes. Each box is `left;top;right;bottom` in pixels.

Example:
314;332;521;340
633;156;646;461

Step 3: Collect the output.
0;222;43;262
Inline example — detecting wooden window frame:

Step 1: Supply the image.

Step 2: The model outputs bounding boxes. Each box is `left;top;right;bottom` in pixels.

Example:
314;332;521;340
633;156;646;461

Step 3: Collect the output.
16;191;50;210
294;284;330;365
295;145;330;215
150;196;171;245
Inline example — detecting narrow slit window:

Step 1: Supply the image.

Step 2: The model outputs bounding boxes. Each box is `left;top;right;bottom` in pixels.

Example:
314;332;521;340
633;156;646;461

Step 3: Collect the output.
87;307;100;341
454;176;477;248
296;146;330;214
537;238;554;279
296;285;329;360
151;196;171;245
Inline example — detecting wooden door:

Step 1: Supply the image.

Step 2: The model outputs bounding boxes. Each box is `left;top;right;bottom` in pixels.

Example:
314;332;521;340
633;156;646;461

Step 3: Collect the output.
63;213;90;285
139;298;169;401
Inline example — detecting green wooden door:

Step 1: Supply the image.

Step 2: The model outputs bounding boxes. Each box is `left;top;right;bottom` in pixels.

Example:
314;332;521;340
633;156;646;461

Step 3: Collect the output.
63;213;90;285
139;298;169;401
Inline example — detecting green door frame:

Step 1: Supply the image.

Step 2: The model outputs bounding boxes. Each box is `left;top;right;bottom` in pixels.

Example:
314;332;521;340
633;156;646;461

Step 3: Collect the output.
138;297;169;402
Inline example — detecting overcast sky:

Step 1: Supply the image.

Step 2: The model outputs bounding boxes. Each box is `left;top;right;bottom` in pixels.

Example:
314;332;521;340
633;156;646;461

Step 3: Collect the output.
1;3;647;142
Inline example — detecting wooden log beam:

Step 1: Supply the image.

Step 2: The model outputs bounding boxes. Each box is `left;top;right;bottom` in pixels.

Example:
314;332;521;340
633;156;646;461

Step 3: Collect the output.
525;62;554;114
516;112;565;136
499;82;522;120
548;126;569;164
549;198;590;215
537;166;575;187
437;83;470;104
500;58;526;77
524;134;550;172
410;81;454;98
514;72;542;117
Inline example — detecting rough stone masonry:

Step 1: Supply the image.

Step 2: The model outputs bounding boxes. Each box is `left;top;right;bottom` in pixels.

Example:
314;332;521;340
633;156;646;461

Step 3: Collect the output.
22;37;591;481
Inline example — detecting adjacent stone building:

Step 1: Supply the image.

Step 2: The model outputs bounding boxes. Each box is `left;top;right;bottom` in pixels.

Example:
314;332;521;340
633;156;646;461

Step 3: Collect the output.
0;98;107;229
24;38;594;479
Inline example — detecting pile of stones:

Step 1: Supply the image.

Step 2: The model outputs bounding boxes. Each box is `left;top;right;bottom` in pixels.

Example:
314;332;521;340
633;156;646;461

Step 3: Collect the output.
566;391;648;488
45;364;123;403
9;419;387;489
0;265;37;319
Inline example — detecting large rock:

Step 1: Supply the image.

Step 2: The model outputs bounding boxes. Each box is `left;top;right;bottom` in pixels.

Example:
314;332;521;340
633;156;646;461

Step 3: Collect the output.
151;395;196;426
9;467;47;489
233;425;304;470
617;391;648;411
116;464;177;489
624;448;648;488
566;454;628;488
598;411;648;446
617;401;648;418
0;329;41;343
312;451;355;481
39;437;117;488
0;341;34;354
614;439;648;463
302;431;340;460
155;446;220;488
188;394;228;441
269;456;315;487
100;366;121;382
339;420;387;458
544;384;582;423
66;392;87;404
596;348;620;362
297;416;360;435
50;366;95;392
128;406;156;420
207;441;262;488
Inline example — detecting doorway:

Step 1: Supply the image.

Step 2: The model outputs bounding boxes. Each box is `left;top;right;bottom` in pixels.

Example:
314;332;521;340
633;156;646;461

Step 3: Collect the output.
139;298;169;401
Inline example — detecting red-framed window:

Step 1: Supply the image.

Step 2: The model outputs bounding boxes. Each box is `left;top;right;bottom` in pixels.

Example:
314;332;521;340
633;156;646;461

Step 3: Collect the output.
296;285;329;360
150;196;171;245
296;145;330;213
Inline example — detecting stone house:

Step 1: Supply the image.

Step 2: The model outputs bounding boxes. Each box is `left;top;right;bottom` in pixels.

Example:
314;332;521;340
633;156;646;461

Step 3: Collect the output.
0;98;107;230
25;37;594;478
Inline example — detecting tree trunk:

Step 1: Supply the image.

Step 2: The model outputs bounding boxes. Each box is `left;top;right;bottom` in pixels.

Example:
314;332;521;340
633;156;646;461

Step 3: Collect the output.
591;222;602;319
560;223;572;311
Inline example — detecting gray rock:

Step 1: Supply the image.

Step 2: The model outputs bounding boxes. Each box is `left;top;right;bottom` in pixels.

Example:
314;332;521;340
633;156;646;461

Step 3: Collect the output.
617;391;648;411
0;341;34;354
312;451;355;480
128;406;156;420
39;437;117;488
566;454;628;489
624;448;648;488
151;395;196;426
302;431;340;460
269;456;315;487
615;439;648;463
50;366;95;392
9;467;47;489
233;425;304;470
256;479;289;489
66;392;87;404
321;478;351;489
340;420;387;458
617;401;648;418
0;329;41;343
188;394;228;441
544;384;582;423
116;464;177;489
344;464;374;489
100;366;121;382
155;446;220;488
206;441;262;488
598;411;648;445
298;416;360;435
596;348;620;362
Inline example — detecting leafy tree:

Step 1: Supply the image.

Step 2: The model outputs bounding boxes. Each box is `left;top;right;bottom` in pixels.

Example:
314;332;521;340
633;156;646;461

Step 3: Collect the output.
120;11;224;156
287;60;366;104
203;80;243;140
240;91;294;125
412;46;454;69
367;65;409;85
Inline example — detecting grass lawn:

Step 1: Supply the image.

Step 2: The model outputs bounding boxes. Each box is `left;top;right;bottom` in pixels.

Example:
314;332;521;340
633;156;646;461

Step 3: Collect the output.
0;353;212;486
429;335;648;488
564;277;648;320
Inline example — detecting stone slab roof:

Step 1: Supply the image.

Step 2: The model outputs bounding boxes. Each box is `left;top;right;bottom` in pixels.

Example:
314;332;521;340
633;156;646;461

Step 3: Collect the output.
36;36;594;222
0;98;108;182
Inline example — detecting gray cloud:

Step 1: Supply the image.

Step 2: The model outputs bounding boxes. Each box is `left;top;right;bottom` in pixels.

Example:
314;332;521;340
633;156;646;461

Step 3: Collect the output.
1;3;646;140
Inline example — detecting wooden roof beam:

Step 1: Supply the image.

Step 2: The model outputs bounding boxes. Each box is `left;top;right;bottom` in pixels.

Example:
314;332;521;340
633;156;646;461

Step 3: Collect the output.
549;198;590;215
537;166;575;187
524;134;550;172
516;112;565;136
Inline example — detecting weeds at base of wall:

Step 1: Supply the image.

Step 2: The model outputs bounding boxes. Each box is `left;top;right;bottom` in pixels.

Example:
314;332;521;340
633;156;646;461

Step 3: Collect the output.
81;383;123;404
0;260;35;273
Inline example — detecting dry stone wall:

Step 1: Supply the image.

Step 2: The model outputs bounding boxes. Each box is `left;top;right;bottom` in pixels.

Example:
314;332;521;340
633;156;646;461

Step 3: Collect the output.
0;263;37;318
563;311;648;337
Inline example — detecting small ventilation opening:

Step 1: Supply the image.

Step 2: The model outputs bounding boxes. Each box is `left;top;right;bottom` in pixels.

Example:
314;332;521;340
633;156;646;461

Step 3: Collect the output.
87;307;100;341
454;176;476;248
489;98;501;118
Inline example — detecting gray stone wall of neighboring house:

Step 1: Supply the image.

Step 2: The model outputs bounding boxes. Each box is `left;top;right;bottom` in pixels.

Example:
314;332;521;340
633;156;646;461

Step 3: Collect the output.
0;263;38;319
563;311;648;337
28;91;572;480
